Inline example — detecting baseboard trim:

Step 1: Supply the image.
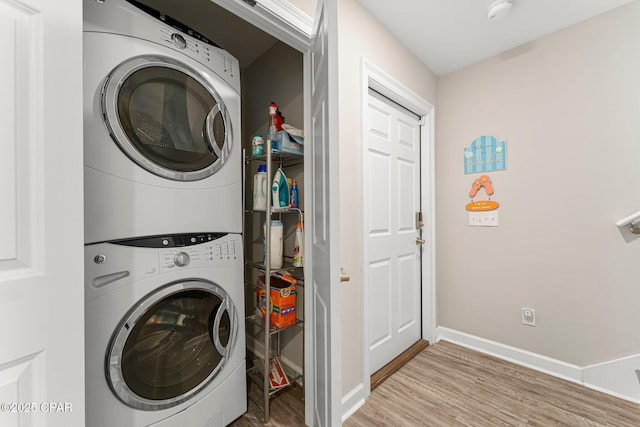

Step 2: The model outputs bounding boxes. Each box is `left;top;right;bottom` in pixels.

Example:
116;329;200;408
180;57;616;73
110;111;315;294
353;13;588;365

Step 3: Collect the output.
436;327;640;404
436;327;582;384
582;352;640;403
341;384;365;423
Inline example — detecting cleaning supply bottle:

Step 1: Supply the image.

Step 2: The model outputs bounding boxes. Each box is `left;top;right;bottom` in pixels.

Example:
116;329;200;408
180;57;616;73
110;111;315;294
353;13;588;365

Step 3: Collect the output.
251;134;264;156
293;221;303;267
263;220;283;268
271;168;289;209
267;102;278;150
253;164;267;211
291;180;299;209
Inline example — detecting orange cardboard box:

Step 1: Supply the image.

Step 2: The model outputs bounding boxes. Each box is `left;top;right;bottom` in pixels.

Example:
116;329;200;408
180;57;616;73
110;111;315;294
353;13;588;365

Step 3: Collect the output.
256;275;297;328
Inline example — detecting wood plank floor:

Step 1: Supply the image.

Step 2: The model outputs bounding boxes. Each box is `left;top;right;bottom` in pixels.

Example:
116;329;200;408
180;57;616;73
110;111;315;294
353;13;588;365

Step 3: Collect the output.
346;341;640;426
229;385;305;426
232;341;640;426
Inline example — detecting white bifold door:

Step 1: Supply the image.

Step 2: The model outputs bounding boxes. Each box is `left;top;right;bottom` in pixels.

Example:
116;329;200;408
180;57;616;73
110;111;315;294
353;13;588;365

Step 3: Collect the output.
305;0;341;425
0;1;84;426
365;88;423;375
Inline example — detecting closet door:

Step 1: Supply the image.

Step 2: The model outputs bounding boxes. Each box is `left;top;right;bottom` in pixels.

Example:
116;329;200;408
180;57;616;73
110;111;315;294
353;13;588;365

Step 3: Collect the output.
305;0;341;425
0;1;84;426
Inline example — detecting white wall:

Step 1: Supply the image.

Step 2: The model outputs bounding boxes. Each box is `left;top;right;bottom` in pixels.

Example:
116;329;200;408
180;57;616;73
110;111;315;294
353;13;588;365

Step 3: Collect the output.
337;0;437;397
436;1;640;366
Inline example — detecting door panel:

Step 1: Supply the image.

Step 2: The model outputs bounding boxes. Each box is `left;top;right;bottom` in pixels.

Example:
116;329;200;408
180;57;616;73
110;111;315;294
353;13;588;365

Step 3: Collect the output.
366;89;422;375
369;259;392;348
0;1;84;426
369;151;391;233
398;158;417;231
305;0;341;425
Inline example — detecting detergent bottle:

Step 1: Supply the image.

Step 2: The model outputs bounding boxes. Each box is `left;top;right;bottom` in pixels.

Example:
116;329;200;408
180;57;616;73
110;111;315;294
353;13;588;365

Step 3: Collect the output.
271;168;289;209
292;221;303;267
263;220;283;268
253;164;267;211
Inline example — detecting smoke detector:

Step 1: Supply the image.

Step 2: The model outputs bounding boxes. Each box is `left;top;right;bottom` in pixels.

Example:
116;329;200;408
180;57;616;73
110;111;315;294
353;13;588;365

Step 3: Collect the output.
487;0;512;21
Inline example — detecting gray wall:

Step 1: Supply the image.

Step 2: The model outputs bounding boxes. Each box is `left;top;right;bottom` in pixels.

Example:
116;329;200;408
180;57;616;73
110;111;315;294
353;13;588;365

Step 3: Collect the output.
242;40;305;370
436;1;640;366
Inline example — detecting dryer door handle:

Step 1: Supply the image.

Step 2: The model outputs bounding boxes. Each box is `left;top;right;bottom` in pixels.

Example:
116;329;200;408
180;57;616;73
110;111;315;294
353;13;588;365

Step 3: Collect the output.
204;104;223;159
211;299;229;358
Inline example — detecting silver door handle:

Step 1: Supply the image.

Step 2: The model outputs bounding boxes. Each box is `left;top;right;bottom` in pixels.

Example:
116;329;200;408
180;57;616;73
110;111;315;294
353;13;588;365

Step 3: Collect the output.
340;267;350;283
416;238;425;245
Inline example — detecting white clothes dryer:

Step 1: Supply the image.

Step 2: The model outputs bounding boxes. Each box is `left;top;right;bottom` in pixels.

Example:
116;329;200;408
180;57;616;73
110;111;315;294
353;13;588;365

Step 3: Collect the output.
85;233;246;427
84;0;242;244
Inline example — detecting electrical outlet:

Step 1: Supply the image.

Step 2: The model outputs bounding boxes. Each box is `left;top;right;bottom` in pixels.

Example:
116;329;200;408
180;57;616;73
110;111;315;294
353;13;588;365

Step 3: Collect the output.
469;211;499;227
522;308;536;326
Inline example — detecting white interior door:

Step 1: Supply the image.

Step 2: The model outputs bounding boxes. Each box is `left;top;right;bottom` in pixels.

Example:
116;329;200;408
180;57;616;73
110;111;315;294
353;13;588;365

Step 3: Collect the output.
365;88;422;375
0;1;84;426
304;0;341;425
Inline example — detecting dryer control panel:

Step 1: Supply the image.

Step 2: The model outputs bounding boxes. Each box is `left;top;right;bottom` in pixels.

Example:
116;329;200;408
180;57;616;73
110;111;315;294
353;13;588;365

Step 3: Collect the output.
84;0;241;94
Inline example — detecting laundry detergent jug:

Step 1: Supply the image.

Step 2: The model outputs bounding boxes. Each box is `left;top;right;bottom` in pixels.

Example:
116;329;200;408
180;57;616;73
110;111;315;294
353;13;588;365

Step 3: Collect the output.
271;168;290;209
253;164;267;211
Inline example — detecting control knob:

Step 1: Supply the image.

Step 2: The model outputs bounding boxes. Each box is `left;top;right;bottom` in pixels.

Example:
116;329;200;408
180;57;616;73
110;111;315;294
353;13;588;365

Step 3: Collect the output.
171;33;187;50
173;251;190;267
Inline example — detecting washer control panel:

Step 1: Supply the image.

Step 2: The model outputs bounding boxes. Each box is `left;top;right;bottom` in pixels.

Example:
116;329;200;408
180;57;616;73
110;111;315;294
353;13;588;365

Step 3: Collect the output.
158;233;240;273
110;232;241;273
85;233;242;302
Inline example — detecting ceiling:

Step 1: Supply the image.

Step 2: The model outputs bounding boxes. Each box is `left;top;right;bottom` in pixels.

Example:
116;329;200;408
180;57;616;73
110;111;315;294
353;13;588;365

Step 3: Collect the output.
356;0;637;76
137;0;636;75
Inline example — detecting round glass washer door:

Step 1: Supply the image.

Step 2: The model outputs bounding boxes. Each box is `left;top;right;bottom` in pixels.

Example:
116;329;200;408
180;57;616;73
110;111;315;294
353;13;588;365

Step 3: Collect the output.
102;55;233;181
106;280;237;410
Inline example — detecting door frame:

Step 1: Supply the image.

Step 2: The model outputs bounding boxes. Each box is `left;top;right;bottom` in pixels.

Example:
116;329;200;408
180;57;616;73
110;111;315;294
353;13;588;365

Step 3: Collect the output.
360;58;436;397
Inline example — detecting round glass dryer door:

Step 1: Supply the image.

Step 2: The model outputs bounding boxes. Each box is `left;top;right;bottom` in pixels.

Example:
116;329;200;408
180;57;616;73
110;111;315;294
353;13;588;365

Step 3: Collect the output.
107;280;237;410
102;55;233;181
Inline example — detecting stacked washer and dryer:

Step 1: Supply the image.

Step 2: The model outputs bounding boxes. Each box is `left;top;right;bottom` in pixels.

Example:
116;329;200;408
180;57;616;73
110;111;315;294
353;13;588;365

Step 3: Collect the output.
83;0;246;426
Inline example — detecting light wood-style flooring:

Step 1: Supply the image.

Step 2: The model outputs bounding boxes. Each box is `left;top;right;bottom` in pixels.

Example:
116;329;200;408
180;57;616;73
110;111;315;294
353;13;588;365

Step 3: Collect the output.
232;341;640;426
230;384;305;426
346;341;640;426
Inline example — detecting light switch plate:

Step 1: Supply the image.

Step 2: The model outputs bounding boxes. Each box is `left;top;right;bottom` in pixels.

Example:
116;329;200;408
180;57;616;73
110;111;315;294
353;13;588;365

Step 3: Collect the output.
469;211;499;227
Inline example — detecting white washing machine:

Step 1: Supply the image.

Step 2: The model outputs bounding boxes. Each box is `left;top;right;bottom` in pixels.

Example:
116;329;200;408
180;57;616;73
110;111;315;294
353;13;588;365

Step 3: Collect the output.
84;0;242;244
85;232;246;427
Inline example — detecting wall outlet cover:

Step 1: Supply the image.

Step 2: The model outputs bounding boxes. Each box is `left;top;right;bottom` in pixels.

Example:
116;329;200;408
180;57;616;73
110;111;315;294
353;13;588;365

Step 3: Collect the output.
469;211;499;227
522;308;536;326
